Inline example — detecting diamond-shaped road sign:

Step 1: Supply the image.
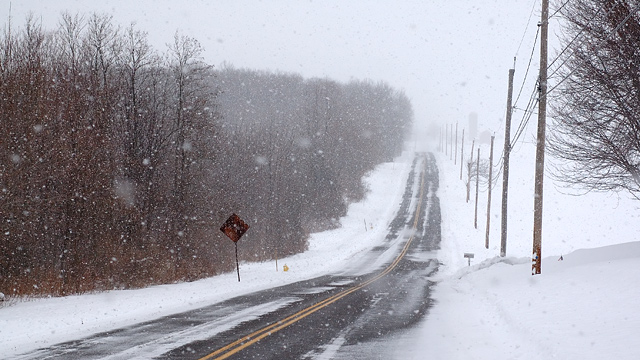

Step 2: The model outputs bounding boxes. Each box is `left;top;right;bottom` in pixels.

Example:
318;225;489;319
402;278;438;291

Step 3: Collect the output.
220;213;250;243
220;213;250;282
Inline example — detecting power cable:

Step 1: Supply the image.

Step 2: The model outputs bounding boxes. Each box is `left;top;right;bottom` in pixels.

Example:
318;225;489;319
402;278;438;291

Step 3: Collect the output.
510;80;539;153
513;81;538;141
513;95;537;145
514;26;540;107
515;0;539;56
549;0;571;19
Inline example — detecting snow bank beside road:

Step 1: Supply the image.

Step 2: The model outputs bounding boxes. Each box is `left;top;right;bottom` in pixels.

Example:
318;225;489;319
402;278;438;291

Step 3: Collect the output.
403;142;640;360
415;244;640;359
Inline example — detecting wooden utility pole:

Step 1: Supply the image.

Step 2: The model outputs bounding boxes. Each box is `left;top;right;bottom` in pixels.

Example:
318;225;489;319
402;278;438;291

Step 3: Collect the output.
460;129;465;180
466;140;475;202
474;148;480;229
532;0;549;275
454;123;458;165
501;68;515;257
485;136;495;249
450;124;453;161
445;124;448;156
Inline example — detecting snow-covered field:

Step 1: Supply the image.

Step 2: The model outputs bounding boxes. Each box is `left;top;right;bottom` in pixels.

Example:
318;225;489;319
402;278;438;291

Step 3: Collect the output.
1;140;639;359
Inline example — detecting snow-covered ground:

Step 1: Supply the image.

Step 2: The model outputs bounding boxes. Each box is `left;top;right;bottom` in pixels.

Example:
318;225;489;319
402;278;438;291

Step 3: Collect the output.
400;140;640;360
1;141;639;359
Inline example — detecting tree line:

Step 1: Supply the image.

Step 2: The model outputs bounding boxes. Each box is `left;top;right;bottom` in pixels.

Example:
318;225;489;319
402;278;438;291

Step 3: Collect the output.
0;13;412;297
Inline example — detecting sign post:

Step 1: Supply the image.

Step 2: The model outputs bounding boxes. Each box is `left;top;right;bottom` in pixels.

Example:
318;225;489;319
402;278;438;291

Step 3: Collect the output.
464;253;475;266
220;213;250;282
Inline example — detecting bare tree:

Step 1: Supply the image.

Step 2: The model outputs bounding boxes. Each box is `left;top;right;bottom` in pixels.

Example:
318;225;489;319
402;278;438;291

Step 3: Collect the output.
0;13;412;297
550;0;640;198
163;32;214;277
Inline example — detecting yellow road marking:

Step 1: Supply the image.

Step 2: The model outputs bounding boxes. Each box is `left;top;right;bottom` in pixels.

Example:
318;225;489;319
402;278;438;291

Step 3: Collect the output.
200;158;427;360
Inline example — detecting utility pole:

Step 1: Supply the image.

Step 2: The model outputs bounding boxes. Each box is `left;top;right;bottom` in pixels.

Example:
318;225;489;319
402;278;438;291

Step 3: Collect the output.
466;140;475;202
501;68;515;257
485;136;495;249
460;129;465;180
474;147;480;229
454;122;458;165
450;124;453;161
532;0;549;275
445;124;448;156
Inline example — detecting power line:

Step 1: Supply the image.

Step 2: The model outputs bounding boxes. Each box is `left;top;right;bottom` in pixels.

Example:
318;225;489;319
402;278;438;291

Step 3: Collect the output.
510;0;545;154
514;26;540;107
506;1;632;163
514;80;538;138
513;97;537;147
510;0;584;144
511;79;539;151
513;106;538;116
515;0;539;56
549;0;571;19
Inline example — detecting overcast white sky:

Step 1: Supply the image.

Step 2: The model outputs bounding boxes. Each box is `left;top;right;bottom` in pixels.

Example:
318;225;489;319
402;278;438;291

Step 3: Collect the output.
2;1;560;139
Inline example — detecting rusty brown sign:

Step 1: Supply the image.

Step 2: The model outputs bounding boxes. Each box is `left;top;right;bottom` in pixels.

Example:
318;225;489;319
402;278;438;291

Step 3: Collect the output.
220;213;250;282
220;213;250;243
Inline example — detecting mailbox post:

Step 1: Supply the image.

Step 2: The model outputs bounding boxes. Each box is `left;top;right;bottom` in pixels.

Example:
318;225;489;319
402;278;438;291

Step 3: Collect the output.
464;253;475;266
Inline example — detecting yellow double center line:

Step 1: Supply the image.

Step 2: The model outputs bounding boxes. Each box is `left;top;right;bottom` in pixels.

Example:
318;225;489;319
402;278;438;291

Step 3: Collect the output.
200;160;426;360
